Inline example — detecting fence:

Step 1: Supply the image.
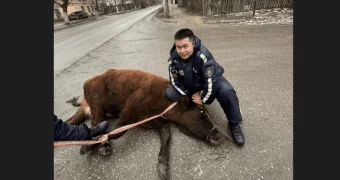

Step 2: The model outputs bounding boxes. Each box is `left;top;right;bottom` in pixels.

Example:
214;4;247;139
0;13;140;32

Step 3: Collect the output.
178;0;293;16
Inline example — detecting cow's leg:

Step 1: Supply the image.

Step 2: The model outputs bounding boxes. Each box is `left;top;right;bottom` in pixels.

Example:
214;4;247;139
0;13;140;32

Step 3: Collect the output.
95;118;131;156
80;139;103;155
90;105;105;126
66;108;88;125
96;101;142;155
79;106;107;155
104;105;120;118
79;108;135;155
157;123;171;180
96;142;112;156
79;121;129;155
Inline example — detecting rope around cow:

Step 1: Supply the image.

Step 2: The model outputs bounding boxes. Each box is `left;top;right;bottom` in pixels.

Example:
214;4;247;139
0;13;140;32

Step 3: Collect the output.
54;102;178;148
54;101;234;148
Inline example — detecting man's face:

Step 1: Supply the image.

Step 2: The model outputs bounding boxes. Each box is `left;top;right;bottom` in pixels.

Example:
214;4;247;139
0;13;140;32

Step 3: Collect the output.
175;37;195;60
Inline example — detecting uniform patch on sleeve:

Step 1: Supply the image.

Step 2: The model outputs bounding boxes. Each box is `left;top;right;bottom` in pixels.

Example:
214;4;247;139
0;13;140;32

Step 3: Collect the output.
179;70;184;76
204;66;214;77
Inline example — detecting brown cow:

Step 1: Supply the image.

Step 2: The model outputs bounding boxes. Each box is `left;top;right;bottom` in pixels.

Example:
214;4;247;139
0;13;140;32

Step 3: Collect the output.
66;69;222;180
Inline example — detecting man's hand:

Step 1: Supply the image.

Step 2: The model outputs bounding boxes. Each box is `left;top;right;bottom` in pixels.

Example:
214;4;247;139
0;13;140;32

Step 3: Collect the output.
192;92;203;105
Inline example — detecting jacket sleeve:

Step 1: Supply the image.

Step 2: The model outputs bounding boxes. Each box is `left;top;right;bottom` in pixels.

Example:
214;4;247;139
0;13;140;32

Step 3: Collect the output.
168;57;190;95
199;52;220;105
53;114;90;141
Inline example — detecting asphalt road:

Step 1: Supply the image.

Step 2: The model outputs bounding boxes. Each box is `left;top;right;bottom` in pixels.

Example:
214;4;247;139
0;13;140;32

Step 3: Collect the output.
54;7;293;180
54;5;161;76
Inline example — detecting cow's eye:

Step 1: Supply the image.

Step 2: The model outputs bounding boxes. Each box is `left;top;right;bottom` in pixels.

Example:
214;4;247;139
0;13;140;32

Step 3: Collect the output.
200;111;204;114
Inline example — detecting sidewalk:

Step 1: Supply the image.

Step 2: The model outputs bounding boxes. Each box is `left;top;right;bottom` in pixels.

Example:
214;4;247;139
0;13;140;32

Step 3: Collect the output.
54;8;145;31
156;4;293;26
202;8;293;25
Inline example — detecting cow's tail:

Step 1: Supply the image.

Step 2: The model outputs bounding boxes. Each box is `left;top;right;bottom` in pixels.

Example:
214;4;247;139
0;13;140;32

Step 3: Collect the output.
66;96;81;106
65;98;91;125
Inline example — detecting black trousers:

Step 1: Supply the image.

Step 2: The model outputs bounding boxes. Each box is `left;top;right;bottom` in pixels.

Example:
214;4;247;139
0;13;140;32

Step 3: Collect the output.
53;114;91;141
165;76;242;124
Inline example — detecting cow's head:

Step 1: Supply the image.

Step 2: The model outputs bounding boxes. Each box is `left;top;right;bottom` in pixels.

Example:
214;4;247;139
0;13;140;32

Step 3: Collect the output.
172;96;222;146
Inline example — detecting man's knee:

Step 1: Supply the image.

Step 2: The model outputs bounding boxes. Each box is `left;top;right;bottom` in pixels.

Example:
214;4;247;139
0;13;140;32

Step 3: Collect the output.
219;79;236;96
165;86;181;102
216;77;238;103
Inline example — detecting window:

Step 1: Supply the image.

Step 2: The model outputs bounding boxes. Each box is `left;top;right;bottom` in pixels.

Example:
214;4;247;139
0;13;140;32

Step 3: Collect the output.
81;6;85;11
91;6;94;12
87;6;91;12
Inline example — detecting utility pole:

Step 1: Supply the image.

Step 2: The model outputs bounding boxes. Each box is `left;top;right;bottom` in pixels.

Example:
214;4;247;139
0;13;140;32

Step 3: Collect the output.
253;0;256;17
96;0;99;16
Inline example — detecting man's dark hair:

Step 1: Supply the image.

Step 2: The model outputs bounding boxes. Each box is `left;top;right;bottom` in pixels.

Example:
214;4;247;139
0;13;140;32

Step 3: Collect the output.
174;28;195;42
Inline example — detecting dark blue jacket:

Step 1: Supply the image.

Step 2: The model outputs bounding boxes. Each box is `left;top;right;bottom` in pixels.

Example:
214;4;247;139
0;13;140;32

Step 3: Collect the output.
168;36;225;104
53;114;91;141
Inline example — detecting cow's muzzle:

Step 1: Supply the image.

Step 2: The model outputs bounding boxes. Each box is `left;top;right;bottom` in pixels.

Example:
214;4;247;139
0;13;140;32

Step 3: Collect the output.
206;127;222;146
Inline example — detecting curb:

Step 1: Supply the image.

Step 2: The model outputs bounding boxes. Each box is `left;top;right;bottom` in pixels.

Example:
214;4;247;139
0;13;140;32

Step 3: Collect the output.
53;8;151;32
54;17;101;31
203;19;247;24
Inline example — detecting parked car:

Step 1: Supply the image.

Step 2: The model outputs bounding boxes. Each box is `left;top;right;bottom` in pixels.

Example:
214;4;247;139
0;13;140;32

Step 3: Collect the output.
68;11;88;21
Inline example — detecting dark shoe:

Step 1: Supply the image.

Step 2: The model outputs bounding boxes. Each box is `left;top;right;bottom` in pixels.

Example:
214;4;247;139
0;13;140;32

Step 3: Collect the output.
229;123;245;146
90;120;109;137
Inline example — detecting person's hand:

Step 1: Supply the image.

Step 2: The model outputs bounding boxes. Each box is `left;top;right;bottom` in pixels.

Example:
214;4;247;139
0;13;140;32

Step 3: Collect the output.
98;134;108;143
192;92;203;105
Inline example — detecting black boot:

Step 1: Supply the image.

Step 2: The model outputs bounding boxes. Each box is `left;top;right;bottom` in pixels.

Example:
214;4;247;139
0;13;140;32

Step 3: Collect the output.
229;123;245;146
89;120;109;137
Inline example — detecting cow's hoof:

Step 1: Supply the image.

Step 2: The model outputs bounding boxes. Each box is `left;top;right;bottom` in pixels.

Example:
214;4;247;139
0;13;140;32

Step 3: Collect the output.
157;163;168;180
98;143;111;156
79;145;90;155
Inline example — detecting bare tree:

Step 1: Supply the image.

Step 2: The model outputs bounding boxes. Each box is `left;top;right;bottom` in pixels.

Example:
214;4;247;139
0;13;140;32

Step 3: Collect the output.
94;0;100;16
54;0;74;24
121;0;125;12
134;0;142;8
99;0;109;14
113;0;120;12
163;0;170;17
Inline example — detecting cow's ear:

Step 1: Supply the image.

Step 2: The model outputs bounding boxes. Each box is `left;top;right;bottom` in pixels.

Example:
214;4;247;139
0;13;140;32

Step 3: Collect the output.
180;95;192;109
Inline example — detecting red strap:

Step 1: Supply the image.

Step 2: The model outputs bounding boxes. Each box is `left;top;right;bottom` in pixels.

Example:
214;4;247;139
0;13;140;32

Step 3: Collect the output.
54;102;178;148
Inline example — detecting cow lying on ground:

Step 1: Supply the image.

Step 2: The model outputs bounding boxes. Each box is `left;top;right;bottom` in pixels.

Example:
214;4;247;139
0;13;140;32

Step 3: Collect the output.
66;69;222;180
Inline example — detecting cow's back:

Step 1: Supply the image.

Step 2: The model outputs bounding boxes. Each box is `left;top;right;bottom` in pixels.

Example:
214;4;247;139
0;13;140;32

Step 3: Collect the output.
84;69;172;119
103;69;169;95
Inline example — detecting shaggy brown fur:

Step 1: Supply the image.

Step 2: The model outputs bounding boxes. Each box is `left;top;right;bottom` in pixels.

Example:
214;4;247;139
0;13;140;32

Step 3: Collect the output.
66;69;222;180
67;69;219;139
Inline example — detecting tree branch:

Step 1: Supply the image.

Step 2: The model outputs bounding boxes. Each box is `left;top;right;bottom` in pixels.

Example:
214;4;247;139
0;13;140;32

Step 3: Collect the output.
54;0;63;7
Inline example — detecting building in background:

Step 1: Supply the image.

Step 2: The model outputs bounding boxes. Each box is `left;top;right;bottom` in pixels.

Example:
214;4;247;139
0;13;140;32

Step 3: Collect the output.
54;0;96;22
